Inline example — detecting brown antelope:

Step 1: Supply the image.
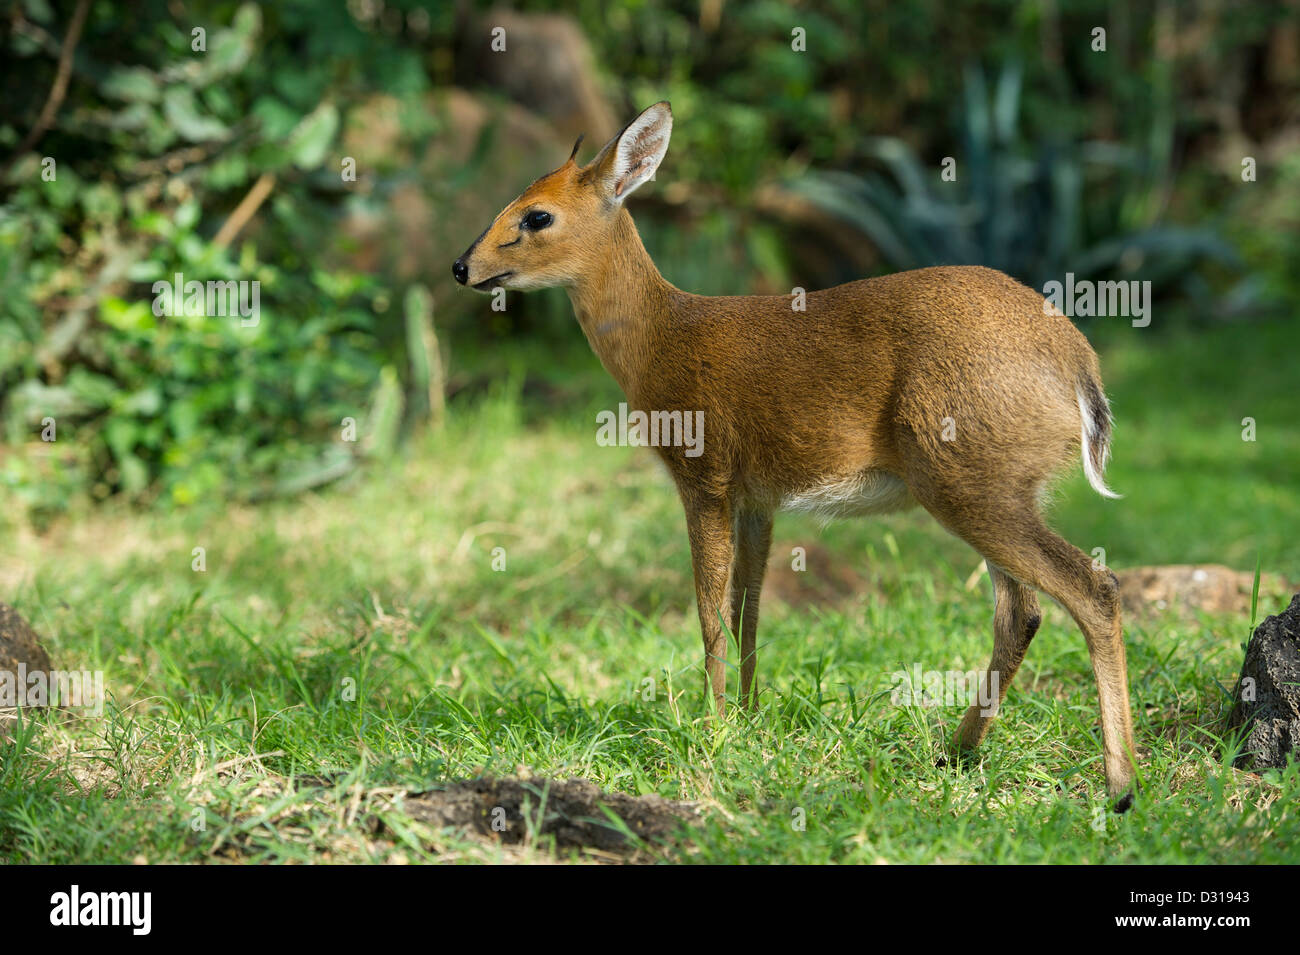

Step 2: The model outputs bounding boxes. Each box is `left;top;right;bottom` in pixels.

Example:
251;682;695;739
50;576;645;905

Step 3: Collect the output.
453;102;1139;808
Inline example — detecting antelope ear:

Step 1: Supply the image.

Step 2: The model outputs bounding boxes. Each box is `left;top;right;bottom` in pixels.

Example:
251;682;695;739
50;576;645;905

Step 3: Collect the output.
582;101;672;204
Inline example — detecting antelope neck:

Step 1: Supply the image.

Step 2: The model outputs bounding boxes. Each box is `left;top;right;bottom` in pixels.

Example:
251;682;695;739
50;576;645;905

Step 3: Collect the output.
565;208;676;397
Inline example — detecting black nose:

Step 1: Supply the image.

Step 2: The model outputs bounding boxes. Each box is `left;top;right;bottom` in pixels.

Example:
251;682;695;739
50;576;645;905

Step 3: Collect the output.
452;259;468;285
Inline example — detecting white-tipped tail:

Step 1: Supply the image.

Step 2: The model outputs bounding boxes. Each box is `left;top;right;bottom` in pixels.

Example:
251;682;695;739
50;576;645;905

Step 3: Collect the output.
1077;384;1121;499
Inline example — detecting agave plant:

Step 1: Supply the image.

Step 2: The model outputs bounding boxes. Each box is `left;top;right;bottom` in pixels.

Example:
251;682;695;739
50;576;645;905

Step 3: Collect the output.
791;63;1238;304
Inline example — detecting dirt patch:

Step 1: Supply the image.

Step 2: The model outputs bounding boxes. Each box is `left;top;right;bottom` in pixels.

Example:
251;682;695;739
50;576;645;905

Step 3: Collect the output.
744;549;1291;623
764;540;873;608
400;776;697;861
1116;564;1293;619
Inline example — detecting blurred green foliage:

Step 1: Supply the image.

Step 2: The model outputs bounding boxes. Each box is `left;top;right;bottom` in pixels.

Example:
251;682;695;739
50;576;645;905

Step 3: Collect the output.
1;0;1295;522
792;63;1241;294
0;1;432;519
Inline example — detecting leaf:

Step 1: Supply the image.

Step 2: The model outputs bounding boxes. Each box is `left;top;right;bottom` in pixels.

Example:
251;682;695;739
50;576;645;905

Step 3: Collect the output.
1249;552;1262;635
167;398;200;441
126;260;165;283
272;447;356;497
195;3;261;85
99;296;157;333
286;102;339;170
121;387;163;417
162;87;229;143
251;95;301;139
174;199;200;232
101;66;160;103
9;380;94;420
362;365;403;459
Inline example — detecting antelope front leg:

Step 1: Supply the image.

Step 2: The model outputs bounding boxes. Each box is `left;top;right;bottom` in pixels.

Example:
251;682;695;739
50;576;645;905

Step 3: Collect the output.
684;495;734;718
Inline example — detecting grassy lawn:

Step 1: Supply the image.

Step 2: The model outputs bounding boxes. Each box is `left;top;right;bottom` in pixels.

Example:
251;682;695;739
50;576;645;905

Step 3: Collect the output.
2;317;1297;864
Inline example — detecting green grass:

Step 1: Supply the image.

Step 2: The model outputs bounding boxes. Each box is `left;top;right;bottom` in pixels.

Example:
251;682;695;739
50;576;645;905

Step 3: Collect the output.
1;318;1297;863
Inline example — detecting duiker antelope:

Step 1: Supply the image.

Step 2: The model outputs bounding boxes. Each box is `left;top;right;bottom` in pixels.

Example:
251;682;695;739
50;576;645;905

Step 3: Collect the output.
453;102;1139;807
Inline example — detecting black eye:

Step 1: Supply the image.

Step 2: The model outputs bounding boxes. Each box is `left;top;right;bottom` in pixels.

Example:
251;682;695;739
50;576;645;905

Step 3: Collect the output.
522;210;553;230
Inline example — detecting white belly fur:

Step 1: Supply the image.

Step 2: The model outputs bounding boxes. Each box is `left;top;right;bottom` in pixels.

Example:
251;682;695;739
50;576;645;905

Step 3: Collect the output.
780;469;916;520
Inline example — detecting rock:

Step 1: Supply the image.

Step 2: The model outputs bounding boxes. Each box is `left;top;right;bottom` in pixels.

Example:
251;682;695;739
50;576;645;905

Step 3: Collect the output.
0;602;53;733
1228;593;1300;771
1115;564;1290;618
335;89;568;284
0;602;51;678
465;8;619;144
335;7;621;295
